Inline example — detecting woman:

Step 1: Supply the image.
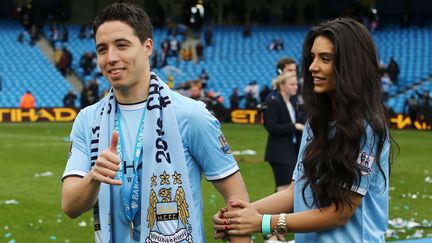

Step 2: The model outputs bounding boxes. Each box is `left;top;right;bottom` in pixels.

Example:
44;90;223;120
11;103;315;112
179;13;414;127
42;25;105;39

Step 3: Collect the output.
263;72;304;241
264;72;304;192
213;18;394;242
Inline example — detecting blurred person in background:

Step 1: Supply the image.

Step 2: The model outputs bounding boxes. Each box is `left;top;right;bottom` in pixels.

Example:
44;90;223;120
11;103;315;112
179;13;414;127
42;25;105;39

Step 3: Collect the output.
387;57;399;85
262;72;304;242
229;87;243;110
189;84;203;100
244;80;259;109
380;71;392;102
20;90;35;109
63;89;78;108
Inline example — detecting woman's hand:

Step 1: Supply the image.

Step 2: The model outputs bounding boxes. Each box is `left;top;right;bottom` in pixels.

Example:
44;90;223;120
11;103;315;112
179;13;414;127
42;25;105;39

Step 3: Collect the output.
295;123;305;131
213;208;231;241
213;200;262;236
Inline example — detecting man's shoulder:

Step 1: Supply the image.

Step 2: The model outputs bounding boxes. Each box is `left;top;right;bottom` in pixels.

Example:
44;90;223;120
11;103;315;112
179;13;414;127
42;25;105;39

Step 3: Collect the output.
75;98;106;123
170;89;206;118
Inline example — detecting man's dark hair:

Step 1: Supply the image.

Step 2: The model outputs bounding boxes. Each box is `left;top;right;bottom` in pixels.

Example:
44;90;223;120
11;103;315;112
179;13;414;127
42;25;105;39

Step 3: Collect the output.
93;2;153;43
276;58;296;74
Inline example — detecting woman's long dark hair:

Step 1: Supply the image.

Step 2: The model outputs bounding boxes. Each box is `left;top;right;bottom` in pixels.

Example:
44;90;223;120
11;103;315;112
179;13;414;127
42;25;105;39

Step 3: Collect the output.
300;18;391;210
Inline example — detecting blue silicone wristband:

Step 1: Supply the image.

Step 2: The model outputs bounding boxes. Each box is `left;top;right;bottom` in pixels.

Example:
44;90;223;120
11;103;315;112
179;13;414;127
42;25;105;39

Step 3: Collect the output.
261;214;272;235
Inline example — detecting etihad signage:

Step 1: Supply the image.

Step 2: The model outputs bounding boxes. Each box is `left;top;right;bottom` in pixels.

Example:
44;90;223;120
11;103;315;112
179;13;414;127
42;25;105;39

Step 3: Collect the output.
389;114;431;130
229;109;431;131
0;108;430;130
0;108;77;122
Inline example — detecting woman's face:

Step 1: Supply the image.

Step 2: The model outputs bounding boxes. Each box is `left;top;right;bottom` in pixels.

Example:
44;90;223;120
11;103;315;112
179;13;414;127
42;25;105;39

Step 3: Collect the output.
308;36;335;94
281;78;298;97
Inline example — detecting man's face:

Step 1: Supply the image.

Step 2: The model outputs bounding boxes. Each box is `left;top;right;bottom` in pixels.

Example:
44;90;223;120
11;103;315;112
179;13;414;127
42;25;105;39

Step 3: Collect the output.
283;63;297;75
95;21;152;91
190;86;201;100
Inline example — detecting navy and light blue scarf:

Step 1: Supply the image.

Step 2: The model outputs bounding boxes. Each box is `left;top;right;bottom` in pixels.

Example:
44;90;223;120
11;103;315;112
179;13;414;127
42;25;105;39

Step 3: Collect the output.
93;73;196;242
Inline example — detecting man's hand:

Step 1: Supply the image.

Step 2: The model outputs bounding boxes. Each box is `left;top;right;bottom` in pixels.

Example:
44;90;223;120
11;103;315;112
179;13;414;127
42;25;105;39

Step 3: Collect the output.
90;131;122;185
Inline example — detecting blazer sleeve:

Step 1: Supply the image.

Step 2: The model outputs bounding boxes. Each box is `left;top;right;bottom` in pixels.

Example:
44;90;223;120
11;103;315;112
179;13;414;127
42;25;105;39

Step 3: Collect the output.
264;97;297;135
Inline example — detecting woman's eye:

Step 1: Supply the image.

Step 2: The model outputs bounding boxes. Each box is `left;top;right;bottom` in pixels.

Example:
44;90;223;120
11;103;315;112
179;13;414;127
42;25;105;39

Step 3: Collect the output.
322;57;331;62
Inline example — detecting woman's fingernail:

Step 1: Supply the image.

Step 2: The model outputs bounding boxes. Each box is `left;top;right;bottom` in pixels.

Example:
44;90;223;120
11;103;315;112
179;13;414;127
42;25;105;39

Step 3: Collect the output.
221;213;224;219
224;220;228;225
225;226;230;230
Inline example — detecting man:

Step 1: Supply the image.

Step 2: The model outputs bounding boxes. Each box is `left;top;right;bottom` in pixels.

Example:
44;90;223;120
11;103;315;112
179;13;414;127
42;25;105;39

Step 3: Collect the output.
276;57;297;76
274;57;304;115
61;3;249;243
260;57;299;109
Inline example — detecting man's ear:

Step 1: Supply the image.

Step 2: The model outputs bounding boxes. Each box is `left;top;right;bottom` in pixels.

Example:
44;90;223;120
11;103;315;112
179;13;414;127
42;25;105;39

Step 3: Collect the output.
145;38;153;56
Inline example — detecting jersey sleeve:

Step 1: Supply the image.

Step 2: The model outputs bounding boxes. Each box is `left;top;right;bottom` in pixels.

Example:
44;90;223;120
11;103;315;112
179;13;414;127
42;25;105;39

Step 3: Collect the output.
62;110;92;180
187;102;239;181
351;124;388;196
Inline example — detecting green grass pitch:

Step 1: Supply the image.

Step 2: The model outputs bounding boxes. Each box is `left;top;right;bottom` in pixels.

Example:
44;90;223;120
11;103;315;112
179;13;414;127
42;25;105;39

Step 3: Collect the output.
0;123;431;242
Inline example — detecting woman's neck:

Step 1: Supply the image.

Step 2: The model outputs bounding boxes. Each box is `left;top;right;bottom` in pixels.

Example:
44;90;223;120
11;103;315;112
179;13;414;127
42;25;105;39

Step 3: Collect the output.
281;92;291;104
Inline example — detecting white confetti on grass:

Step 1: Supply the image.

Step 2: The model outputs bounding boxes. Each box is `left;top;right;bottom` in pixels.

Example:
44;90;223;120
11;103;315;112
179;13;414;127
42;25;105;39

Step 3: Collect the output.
34;171;54;177
78;221;87;227
231;149;257;155
0;200;19;205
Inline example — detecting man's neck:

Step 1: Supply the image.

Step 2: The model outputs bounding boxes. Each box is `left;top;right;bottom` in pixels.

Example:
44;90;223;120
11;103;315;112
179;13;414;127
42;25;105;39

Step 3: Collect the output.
114;80;149;104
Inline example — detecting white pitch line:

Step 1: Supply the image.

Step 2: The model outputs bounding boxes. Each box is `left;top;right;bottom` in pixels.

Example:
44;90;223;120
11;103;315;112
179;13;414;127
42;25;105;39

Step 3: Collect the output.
0;133;68;142
0;142;67;148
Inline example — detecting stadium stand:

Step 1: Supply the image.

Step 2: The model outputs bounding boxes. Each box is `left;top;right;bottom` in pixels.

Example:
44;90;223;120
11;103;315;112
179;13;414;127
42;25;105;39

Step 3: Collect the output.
0;20;75;107
2;20;431;113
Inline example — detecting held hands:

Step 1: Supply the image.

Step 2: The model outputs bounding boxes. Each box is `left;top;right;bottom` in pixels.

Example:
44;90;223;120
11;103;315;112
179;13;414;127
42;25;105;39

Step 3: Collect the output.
213;200;262;239
90;131;122;185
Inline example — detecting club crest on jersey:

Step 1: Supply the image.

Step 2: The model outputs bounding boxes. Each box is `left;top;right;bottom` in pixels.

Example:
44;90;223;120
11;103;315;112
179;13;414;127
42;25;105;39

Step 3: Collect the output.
146;171;192;242
218;134;231;154
356;152;375;175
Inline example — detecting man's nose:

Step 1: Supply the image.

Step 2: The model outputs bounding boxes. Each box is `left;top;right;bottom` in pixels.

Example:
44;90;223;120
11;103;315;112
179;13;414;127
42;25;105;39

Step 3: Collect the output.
107;48;119;64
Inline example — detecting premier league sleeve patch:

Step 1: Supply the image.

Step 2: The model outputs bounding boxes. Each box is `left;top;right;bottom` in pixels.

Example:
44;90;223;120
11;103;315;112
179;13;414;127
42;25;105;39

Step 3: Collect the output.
356;151;375;176
218;134;231;155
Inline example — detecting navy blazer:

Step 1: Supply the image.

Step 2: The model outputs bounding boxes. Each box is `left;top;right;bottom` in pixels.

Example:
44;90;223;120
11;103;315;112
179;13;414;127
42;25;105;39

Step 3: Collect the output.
264;92;303;164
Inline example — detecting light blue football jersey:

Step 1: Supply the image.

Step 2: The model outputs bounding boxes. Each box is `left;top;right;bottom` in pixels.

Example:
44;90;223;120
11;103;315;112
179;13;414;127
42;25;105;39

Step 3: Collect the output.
293;122;390;243
63;90;239;242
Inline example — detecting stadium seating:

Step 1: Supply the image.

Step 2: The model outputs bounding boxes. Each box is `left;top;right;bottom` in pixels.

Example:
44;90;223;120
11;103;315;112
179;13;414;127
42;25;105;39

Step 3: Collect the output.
2;20;431;112
0;20;75;107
